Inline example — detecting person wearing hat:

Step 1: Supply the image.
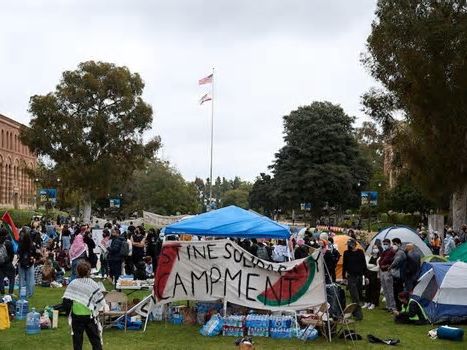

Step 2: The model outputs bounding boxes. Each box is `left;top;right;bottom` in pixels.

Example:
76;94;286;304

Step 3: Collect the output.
342;238;366;320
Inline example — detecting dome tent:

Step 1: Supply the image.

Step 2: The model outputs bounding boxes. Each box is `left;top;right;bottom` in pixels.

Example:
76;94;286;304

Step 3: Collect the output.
412;261;467;323
448;242;467;263
366;225;431;257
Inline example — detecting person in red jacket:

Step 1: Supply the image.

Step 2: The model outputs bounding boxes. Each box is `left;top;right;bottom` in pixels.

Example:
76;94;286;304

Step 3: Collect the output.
378;238;396;312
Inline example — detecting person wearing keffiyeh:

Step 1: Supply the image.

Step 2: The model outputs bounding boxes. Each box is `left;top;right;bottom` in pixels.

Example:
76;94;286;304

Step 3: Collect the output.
63;260;106;350
69;228;88;282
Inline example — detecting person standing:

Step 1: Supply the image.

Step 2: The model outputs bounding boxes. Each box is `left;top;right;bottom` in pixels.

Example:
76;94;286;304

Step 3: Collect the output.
131;227;146;269
0;228;15;295
404;244;421;292
430;232;441;255
83;231;98;270
62;261;106;350
342;238;366;320
69;231;88;282
389;238;406;311
444;229;456;256
17;230;36;298
364;244;381;310
98;229;110;278
61;224;72;251
379;238;396;312
107;228;125;285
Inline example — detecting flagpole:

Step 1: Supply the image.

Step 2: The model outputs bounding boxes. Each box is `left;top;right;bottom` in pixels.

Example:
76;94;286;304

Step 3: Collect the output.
209;67;215;208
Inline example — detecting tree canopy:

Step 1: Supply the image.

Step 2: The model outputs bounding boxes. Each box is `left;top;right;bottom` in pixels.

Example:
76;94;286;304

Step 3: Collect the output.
271;101;370;211
362;0;467;228
20;61;160;221
120;159;200;216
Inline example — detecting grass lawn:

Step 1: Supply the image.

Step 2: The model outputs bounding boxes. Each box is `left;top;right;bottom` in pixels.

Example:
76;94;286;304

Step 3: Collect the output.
1;285;466;350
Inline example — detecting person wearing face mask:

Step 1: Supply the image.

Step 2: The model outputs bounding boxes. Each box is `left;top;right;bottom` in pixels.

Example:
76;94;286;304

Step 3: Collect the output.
342;238;366;320
389;238;407;311
363;244;381;310
378;238;396;312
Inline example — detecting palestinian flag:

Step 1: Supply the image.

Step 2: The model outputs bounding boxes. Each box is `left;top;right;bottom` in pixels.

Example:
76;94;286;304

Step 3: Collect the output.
2;211;19;252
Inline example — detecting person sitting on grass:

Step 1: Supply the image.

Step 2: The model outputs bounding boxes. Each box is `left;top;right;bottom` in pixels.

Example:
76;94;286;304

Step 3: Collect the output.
34;254;44;286
62;261;106;350
393;291;428;325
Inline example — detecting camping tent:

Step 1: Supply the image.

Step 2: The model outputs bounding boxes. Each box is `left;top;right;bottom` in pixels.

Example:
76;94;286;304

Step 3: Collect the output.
163;205;290;239
333;234;364;280
448;242;467;263
365;225;431;257
412;261;467;323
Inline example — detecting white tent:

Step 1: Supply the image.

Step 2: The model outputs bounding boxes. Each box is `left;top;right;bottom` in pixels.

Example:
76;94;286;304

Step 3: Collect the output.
366;225;431;257
412;261;467;323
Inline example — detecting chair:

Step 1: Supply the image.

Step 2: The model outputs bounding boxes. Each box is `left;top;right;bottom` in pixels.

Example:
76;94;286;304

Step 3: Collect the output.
101;291;128;331
300;303;332;340
333;303;359;341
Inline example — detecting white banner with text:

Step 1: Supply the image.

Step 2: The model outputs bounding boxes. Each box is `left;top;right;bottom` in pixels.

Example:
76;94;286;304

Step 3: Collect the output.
154;240;325;311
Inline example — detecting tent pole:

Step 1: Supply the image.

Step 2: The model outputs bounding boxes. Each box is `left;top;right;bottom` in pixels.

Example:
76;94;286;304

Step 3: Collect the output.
223;299;227;317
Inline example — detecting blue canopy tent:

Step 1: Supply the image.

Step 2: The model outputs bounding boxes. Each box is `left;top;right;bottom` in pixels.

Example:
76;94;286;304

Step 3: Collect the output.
164;205;290;239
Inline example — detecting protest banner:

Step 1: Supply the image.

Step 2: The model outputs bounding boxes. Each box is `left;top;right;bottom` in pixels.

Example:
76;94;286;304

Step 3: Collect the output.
143;211;188;228
155;239;325;311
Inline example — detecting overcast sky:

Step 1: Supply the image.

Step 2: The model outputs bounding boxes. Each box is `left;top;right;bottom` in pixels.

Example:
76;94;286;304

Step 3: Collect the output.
0;0;377;182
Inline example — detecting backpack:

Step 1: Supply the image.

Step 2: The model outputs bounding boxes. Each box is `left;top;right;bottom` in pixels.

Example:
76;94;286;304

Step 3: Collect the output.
256;245;270;261
120;239;129;257
0;244;8;265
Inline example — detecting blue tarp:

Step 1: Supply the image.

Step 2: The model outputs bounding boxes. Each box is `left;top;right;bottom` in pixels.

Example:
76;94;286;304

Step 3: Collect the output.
164;205;290;239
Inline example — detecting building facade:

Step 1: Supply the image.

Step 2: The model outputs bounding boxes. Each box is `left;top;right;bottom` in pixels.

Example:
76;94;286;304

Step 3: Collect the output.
0;114;37;209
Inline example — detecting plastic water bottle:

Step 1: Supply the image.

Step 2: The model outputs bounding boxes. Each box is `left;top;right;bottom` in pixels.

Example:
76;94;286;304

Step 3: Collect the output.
26;308;41;335
20;287;27;299
16;298;29;320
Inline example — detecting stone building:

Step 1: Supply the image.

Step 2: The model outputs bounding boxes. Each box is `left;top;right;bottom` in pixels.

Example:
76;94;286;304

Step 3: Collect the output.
0;114;37;209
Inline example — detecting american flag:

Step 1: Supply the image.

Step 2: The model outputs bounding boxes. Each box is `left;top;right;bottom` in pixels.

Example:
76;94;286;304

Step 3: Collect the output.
198;73;213;85
199;93;212;105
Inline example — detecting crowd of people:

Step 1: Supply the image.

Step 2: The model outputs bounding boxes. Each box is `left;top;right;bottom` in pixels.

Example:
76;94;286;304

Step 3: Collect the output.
0;217;164;298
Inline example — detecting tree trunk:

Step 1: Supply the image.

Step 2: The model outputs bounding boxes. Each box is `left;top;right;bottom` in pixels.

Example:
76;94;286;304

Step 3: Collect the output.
82;194;92;224
452;184;467;232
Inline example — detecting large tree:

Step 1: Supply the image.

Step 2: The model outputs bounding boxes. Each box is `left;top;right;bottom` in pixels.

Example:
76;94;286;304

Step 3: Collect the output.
121;159;200;216
362;1;467;230
271;101;370;211
20;61;160;222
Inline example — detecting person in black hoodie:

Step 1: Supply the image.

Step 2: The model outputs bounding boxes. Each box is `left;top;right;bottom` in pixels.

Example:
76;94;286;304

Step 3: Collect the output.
342;238;366;320
107;228;125;285
0;227;15;295
83;231;98;270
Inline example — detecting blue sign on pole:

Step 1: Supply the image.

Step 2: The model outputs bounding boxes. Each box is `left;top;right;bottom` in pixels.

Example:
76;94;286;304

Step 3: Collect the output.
39;188;57;204
361;191;378;206
109;198;121;208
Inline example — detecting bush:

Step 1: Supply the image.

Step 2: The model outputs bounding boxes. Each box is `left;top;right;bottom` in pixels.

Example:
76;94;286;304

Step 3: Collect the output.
0;208;70;227
0;209;37;227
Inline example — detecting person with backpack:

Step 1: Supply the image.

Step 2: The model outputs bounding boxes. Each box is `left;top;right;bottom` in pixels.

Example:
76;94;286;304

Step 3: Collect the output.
18;230;36;298
107;228;126;285
0;228;15;295
256;240;272;261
